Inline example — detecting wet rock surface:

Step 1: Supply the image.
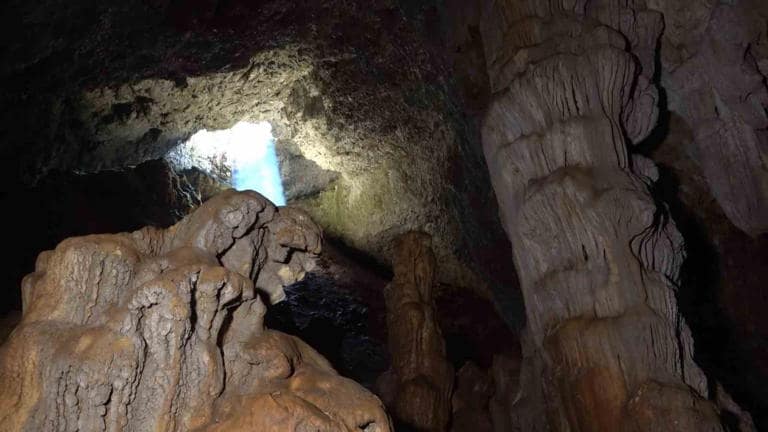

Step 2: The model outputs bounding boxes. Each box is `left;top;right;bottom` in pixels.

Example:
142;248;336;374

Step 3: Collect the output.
0;190;391;432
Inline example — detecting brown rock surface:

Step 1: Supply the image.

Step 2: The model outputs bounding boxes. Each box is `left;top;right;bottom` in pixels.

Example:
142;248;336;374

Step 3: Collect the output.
0;159;200;317
0;190;391;432
378;232;453;431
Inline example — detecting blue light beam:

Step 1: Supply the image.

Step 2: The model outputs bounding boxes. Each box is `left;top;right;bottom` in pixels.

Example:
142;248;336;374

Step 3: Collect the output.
232;133;285;205
182;121;286;205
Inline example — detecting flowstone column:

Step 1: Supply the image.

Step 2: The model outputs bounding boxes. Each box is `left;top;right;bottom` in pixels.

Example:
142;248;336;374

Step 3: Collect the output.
379;232;454;431
479;1;733;430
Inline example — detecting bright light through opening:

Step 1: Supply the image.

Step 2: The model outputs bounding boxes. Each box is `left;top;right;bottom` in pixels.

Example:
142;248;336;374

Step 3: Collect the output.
170;121;286;205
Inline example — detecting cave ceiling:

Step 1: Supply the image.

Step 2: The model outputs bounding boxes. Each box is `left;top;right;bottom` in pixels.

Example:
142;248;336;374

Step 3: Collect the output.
0;0;521;321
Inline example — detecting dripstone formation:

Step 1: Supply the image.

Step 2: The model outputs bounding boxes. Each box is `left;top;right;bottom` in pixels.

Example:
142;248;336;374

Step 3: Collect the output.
378;232;453;431
0;190;391;432
479;1;754;431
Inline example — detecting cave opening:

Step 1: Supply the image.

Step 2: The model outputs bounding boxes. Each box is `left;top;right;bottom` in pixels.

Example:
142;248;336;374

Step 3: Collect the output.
167;120;286;205
1;1;766;431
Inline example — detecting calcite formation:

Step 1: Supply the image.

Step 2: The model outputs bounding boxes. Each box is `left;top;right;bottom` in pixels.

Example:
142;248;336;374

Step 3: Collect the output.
479;0;750;430
657;0;768;237
0;190;391;432
378;232;453;431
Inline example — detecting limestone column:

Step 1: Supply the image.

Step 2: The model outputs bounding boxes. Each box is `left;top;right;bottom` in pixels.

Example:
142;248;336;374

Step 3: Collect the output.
382;232;454;431
479;1;729;430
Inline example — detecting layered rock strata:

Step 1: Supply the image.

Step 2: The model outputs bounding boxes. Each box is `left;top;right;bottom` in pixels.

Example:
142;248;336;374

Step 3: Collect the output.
0;190;391;432
378;232;453;431
479;1;747;430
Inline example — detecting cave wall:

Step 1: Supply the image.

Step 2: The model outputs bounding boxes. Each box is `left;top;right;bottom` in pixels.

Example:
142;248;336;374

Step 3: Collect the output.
654;0;768;237
0;0;520;324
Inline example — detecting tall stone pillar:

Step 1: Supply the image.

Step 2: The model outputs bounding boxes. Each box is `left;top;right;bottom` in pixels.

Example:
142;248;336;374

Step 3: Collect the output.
381;232;454;431
479;1;729;430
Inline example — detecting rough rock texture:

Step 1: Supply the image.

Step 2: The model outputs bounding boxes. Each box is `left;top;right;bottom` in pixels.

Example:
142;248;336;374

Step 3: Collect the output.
478;0;746;430
0;190;391;432
450;362;493;432
650;113;768;429
488;354;522;432
0;159;199;316
378;232;453;431
267;237;518;401
0;0;519;314
265;271;390;390
655;0;768;236
177;167;229;203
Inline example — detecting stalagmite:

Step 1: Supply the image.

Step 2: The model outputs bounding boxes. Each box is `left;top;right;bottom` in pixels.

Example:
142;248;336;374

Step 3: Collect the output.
0;190;391;432
378;232;453;431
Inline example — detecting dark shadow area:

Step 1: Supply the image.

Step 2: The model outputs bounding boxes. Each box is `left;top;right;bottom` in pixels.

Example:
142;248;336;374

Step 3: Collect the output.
650;162;768;430
0;159;196;315
265;273;390;389
631;40;768;428
436;284;519;370
323;236;394;281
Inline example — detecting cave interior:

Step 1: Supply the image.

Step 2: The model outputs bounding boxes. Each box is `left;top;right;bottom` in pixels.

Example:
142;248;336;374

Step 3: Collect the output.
0;1;767;431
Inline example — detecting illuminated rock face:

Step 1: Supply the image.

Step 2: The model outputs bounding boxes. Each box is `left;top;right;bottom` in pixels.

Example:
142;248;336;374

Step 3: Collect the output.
0;190;391;432
478;1;751;430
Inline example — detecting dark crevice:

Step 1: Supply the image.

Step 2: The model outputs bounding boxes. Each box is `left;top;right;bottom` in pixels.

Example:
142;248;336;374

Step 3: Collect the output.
646;160;767;430
632;35;766;429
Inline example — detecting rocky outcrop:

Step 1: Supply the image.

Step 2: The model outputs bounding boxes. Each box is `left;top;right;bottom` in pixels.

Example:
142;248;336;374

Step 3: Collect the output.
488;354;522;432
0;190;391;431
479;0;744;430
378;232;453;431
655;0;768;236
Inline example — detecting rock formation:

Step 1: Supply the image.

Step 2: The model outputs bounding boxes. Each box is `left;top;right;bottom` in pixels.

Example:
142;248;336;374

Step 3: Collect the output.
378;232;453;431
479;0;750;430
488;354;522;432
450;362;493;432
0;190;391;432
0;0;518;309
0;159;201;317
656;0;768;236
